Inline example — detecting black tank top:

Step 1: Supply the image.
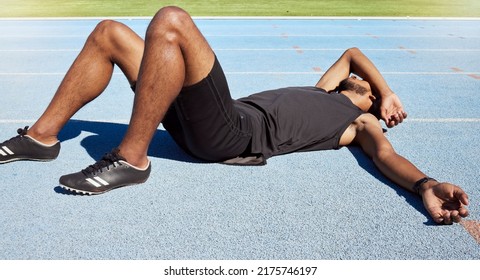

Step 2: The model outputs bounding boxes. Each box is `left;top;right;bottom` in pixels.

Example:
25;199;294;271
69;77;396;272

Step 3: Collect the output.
234;86;363;161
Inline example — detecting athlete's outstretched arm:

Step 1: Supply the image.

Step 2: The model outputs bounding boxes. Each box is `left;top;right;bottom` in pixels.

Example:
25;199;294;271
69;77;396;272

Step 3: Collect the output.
352;114;469;224
316;47;407;127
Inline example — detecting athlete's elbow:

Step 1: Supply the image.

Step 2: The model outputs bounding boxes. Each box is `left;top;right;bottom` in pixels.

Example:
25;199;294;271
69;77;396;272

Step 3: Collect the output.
373;145;396;164
345;47;362;57
342;47;364;67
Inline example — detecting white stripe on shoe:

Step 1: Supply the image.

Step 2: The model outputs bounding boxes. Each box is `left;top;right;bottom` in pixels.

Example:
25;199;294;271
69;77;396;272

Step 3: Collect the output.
2;146;14;155
86;178;102;188
86;177;110;188
1;146;15;156
94;176;110;186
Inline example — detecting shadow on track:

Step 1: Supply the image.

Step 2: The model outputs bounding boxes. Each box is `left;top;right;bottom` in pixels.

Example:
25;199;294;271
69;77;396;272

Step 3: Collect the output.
58;119;202;164
347;146;438;226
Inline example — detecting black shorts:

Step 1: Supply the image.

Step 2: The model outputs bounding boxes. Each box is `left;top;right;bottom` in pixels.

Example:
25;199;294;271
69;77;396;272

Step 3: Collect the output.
161;57;253;161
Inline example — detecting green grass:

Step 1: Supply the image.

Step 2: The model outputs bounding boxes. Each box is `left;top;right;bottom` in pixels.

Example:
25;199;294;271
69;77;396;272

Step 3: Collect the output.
1;0;479;17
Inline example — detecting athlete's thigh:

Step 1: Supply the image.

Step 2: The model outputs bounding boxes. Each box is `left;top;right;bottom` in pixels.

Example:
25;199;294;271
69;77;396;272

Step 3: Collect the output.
94;20;144;87
149;6;215;87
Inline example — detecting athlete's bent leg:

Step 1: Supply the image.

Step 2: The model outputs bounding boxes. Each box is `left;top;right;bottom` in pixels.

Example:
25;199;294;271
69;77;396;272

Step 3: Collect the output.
117;6;216;167
28;20;144;145
58;6;218;194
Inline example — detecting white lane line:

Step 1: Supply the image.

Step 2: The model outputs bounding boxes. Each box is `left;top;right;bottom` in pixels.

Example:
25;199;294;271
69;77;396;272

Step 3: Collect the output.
0;73;68;75
225;72;480;75
0;49;81;52
218;48;480;52
1;119;480;124
1;34;479;37
1;16;480;20
406;118;480;123
205;34;480;38
1;48;480;52
1;72;479;76
0;119;130;124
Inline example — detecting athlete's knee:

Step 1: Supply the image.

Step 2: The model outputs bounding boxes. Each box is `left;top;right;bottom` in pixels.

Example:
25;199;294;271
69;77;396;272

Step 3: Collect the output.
146;6;193;43
88;20;129;48
153;6;192;28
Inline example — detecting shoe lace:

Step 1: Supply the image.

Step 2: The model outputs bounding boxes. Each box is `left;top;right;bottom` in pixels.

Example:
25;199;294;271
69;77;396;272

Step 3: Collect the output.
82;148;126;176
1;126;29;145
17;126;29;136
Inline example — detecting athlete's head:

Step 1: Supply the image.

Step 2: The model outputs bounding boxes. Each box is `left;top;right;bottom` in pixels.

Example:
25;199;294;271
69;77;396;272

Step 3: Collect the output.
338;75;378;113
337;76;370;96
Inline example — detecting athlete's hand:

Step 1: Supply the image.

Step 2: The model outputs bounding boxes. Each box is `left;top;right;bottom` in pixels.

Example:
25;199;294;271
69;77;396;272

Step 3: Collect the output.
380;93;407;128
420;182;469;224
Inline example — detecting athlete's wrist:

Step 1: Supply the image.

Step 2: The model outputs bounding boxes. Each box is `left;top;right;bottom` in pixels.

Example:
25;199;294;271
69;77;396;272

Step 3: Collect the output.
413;177;438;196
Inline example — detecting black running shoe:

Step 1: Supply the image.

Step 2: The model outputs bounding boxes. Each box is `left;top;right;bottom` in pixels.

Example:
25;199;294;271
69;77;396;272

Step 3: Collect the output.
59;149;151;195
0;126;60;164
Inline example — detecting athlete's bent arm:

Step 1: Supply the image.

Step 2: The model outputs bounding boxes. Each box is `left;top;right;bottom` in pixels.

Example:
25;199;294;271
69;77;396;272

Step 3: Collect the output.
316;47;407;127
352;114;469;224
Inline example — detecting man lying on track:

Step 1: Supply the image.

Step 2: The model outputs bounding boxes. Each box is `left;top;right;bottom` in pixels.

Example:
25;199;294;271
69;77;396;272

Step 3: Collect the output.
0;6;469;224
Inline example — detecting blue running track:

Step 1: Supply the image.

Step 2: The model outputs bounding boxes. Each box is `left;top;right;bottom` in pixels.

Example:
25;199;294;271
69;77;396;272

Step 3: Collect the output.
0;17;479;260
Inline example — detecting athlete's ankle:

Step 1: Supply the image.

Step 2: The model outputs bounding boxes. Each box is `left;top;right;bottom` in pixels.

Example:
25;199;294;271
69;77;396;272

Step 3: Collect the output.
26;127;59;146
116;148;149;169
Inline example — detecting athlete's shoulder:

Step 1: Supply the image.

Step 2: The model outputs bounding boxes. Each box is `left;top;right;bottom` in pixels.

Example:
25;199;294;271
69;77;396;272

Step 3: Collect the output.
353;113;381;128
339;113;379;146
